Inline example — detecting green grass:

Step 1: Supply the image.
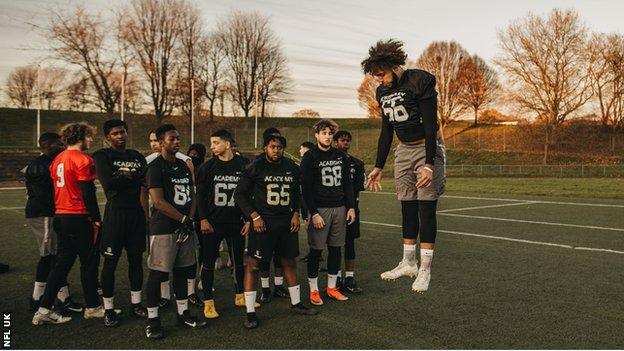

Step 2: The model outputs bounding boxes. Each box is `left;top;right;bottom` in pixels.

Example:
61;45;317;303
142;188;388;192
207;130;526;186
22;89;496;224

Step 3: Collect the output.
1;180;624;348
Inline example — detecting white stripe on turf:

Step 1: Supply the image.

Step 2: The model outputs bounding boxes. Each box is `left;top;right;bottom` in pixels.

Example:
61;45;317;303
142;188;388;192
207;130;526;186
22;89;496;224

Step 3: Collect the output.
439;201;537;213
362;191;624;208
439;213;624;232
361;221;624;255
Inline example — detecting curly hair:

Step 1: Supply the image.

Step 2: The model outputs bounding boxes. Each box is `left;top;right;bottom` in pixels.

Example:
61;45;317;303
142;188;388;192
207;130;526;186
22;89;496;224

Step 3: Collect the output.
313;119;339;133
60;122;95;146
361;39;408;74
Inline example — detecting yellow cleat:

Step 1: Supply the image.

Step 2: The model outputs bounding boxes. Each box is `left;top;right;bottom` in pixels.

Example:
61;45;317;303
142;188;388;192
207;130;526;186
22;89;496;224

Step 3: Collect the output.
235;293;260;308
203;299;219;319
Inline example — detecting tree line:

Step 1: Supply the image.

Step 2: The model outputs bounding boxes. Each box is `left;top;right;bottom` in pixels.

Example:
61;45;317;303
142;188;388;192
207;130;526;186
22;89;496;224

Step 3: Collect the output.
358;9;624;162
4;0;291;123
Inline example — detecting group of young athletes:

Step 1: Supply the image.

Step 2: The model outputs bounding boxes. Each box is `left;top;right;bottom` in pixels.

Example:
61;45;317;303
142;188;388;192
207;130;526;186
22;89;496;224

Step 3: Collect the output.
22;39;446;340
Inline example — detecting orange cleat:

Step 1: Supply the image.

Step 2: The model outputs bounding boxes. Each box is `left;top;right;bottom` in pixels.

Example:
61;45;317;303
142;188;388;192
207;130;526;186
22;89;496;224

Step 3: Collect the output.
326;287;349;301
310;290;324;306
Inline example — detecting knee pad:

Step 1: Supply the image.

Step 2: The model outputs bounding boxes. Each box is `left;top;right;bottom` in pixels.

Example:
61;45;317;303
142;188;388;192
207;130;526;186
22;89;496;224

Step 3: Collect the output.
418;200;438;243
401;200;420;239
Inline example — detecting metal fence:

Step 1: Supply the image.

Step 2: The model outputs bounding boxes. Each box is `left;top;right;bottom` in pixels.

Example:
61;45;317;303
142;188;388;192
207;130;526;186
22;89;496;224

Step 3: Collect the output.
445;164;624;177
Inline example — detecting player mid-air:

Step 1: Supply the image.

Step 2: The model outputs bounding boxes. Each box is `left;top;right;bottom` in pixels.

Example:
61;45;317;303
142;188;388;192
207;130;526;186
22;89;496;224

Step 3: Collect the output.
362;39;446;292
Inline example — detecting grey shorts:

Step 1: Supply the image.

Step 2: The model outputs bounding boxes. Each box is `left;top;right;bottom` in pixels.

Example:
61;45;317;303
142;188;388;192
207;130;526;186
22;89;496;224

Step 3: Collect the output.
147;233;197;273
27;217;57;256
394;140;446;201
307;206;346;250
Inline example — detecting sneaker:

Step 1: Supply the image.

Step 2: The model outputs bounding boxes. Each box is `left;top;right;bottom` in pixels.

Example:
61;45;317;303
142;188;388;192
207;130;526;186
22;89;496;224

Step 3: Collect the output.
158;298;171;309
84;305;105;319
32;309;72;325
55;297;84;314
145;318;164;339
244;312;259;329
132;303;148;318
203;299;219;319
104;309;119;327
273;285;289;298
290;302;318;316
343;277;363;294
411;268;431;292
188;293;203;307
336;276;343;290
326;287;349;301
309;290;323;306
176;310;207;329
259;288;272;303
29;297;40;312
380;260;419;281
235;293;260;308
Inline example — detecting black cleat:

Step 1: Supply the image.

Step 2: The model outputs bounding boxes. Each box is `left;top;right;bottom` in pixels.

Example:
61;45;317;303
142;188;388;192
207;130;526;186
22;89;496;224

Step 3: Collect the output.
132;303;148;318
244;312;259;329
104;309;120;327
29;297;40;312
146;318;164;339
188;293;203;307
176;310;207;329
158;298;171;309
273;285;289;298
290;302;318;316
259;288;272;303
343;277;363;294
336;276;343;290
55;297;83;314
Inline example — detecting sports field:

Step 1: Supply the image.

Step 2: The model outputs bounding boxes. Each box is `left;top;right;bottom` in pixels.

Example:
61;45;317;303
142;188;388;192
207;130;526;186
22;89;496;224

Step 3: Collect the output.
1;178;623;349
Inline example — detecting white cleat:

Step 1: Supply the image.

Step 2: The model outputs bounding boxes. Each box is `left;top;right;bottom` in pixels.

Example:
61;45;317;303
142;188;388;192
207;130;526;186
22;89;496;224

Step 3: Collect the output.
32;310;72;325
84;305;105;319
411;268;431;292
380;260;419;281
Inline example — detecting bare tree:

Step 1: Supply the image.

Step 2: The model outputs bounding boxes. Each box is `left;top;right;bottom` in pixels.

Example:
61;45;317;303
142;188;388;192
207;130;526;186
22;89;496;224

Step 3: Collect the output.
119;0;185;123
48;6;125;116
257;44;291;117
496;9;592;163
458;55;499;126
217;11;279;118
413;41;470;130
38;67;69;110
292;108;320;118
198;33;227;120
587;33;624;154
356;74;381;118
5;66;38;108
66;75;91;111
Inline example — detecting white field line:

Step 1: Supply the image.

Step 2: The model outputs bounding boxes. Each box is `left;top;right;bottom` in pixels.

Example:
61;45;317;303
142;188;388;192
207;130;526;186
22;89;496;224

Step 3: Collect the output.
0;202;107;211
439;213;624;232
362;191;624;209
0;187;26;190
439;201;537;213
361;221;624;255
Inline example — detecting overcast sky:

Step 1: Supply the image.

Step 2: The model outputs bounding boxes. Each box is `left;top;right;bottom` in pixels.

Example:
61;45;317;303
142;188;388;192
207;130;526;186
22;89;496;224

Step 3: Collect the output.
1;0;623;117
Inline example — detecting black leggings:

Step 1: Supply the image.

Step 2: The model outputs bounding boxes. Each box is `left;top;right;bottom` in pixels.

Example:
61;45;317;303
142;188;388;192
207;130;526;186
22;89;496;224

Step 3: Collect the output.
307;246;341;278
100;252;143;298
146;265;195;309
401;200;438;243
200;223;245;299
40;216;100;309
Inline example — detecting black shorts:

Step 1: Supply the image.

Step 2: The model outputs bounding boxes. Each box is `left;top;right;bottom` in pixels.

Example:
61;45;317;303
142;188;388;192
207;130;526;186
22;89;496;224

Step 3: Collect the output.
346;208;361;240
247;216;299;265
101;205;147;257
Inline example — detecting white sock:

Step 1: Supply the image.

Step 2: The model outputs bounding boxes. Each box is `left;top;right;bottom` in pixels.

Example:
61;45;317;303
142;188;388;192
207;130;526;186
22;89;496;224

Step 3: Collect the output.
161;281;171;300
33;282;46;300
327;274;338;289
403;244;417;264
345;271;354;278
244;291;257;313
337;270;342;278
103;297;114;310
261;277;270;289
187;279;196;295
288;285;301;305
274;276;284;286
147;307;158;319
176;299;188;315
37;307;51;315
308;277;318;292
57;285;69;302
420;249;434;271
130;291;142;304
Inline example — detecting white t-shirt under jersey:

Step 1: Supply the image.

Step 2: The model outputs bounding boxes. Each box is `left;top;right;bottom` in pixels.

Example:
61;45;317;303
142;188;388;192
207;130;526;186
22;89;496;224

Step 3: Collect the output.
145;151;191;164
